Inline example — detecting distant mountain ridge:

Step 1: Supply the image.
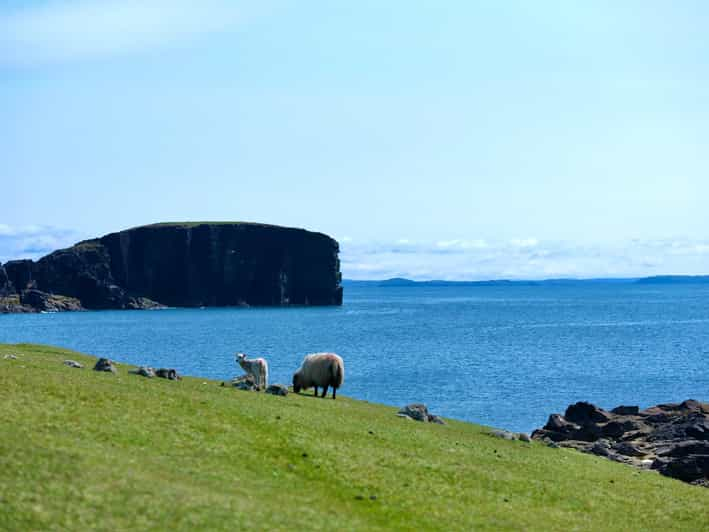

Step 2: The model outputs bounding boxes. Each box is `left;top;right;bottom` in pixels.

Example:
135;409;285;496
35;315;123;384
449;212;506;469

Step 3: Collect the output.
344;275;709;287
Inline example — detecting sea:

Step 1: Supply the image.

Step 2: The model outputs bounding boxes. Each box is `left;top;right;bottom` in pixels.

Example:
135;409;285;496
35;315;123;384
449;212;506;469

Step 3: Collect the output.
2;283;708;433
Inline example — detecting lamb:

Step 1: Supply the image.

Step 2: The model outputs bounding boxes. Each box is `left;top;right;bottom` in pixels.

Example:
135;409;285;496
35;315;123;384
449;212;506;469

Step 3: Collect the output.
292;352;344;399
235;353;269;390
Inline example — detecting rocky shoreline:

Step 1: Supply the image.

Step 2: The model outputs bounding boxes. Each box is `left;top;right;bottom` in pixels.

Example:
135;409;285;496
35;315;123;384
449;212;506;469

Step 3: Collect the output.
532;399;709;486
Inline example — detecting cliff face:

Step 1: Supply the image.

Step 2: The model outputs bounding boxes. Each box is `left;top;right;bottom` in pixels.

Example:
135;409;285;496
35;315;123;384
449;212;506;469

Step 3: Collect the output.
0;222;342;312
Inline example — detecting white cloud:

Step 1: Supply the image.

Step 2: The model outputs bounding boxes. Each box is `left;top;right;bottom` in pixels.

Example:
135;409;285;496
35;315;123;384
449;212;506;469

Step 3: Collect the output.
340;237;709;280
0;0;245;66
436;239;488;250
0;225;83;263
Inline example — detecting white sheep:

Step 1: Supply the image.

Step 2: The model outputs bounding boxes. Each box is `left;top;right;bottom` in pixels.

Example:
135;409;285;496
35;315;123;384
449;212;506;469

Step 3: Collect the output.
292;352;344;399
235;353;269;390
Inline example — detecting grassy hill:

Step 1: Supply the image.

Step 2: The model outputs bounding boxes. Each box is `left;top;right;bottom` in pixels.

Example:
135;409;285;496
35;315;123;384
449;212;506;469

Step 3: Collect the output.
1;344;707;530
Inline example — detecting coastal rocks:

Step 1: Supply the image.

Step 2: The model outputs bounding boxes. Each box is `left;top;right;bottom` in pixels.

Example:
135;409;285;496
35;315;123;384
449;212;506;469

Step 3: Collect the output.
397;404;446;424
0;295;34;313
64;360;84;368
532;399;709;485
265;384;289;396
93;358;116;373
20;289;84;312
130;366;156;378
155;368;181;380
1;222;343;313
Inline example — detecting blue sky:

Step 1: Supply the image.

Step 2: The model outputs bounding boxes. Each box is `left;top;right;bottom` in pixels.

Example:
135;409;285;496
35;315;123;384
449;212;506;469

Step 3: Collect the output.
1;1;707;279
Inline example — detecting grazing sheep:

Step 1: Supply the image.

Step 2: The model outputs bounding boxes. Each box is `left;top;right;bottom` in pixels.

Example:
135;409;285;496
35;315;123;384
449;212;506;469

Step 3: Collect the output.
236;353;269;390
292;352;344;399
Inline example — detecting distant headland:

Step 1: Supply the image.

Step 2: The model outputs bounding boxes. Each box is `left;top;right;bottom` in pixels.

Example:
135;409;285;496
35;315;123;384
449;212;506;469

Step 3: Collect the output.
0;222;343;313
343;275;709;287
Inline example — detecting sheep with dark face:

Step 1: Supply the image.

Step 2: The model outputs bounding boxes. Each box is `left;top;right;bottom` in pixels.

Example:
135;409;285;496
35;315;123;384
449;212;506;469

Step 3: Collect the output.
292;352;344;399
236;353;269;390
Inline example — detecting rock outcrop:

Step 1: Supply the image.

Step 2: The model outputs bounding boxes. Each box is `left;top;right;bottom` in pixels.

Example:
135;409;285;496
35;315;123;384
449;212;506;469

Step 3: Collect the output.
265;384;289;396
0;222;343;312
93;358;117;373
155;368;181;380
397;404;446;425
532;400;709;486
130;366;157;378
231;374;257;391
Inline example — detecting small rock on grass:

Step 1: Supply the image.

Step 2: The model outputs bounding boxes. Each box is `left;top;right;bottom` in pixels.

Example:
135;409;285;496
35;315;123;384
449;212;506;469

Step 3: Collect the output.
3;354;18;360
398;403;446;424
130;366;156;378
231;374;256;390
93;358;116;373
63;360;83;368
155;368;181;380
490;430;532;443
265;384;288;396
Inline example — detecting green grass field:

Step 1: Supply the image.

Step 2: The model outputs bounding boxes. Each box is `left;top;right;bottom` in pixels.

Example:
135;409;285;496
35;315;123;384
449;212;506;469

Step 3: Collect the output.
1;343;707;530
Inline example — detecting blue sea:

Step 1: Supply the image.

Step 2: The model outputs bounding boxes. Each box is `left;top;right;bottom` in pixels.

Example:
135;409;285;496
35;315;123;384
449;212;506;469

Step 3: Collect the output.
2;284;709;432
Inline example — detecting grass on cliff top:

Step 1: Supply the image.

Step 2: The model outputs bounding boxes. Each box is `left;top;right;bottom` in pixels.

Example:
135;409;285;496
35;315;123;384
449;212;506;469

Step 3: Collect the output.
134;221;301;231
1;344;708;531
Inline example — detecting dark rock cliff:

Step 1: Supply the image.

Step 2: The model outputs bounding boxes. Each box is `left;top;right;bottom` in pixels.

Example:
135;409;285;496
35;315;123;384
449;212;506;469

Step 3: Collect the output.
0;222;342;312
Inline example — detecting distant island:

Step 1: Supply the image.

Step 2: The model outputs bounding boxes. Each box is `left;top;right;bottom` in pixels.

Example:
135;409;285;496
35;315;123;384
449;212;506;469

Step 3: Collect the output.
0;222;343;313
343;276;709;287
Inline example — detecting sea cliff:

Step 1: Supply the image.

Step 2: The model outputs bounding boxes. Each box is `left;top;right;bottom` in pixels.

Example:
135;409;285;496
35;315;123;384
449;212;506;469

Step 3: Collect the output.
0;222;342;312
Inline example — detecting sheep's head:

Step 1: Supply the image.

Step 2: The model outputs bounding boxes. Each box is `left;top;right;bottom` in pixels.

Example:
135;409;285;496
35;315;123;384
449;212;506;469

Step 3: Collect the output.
292;372;301;394
235;353;246;363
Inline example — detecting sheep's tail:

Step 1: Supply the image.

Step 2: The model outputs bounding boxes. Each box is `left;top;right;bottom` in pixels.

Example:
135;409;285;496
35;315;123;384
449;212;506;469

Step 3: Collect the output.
333;358;344;389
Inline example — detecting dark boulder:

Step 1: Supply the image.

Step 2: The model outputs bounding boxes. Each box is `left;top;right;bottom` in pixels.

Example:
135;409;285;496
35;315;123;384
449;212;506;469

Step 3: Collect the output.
265;384;288;396
657;441;709;458
646;412;709;442
602;419;645;439
611;441;647;457
399;404;429;422
544;413;578;432
540;414;599;442
611;405;639;416
155;368;181;380
564;402;611;425
657;455;709;482
93;358;116;373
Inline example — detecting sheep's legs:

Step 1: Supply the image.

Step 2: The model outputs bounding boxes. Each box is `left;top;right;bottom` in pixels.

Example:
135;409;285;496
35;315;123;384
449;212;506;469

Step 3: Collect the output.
313;387;318;397
321;385;328;398
332;387;337;400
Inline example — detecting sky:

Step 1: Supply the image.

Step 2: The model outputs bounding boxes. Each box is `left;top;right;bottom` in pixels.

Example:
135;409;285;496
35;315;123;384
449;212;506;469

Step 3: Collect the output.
1;1;708;279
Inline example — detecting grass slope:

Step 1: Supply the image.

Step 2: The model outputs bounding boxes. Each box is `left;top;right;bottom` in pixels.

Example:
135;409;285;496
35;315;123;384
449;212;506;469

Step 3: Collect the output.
1;344;707;531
